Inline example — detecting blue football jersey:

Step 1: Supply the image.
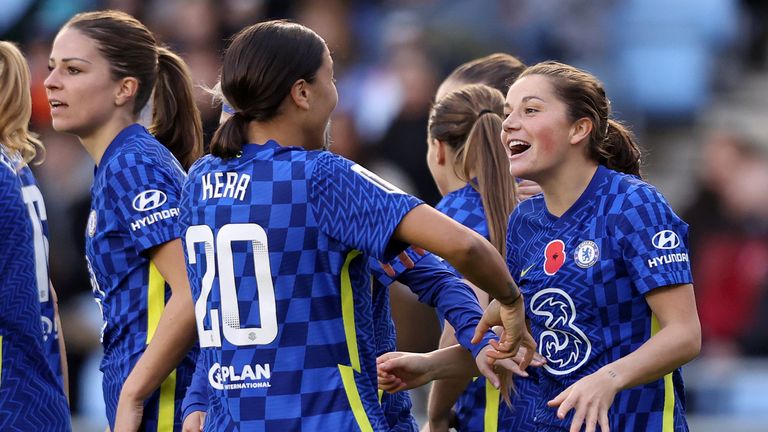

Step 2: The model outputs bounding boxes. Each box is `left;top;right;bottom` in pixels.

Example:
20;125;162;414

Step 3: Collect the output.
0;149;70;430
507;165;692;431
435;183;537;432
180;140;422;431
85;124;197;430
18;165;64;389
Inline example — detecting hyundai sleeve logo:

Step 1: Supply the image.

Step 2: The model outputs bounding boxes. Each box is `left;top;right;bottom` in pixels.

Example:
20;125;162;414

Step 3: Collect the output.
132;189;168;211
652;230;680;250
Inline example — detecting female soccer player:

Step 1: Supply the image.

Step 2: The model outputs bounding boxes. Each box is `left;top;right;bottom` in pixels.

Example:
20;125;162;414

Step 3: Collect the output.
424;82;545;432
381;61;702;432
180;20;531;431
45;10;203;431
501;60;700;432
0;40;70;430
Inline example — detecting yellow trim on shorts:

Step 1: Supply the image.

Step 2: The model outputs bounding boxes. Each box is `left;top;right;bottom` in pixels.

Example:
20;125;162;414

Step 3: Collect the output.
484;379;500;432
337;250;374;432
147;261;165;343
651;314;675;432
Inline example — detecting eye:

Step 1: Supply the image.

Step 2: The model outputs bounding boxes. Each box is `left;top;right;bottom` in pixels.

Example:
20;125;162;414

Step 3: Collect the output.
67;67;81;75
524;107;539;114
47;64;54;72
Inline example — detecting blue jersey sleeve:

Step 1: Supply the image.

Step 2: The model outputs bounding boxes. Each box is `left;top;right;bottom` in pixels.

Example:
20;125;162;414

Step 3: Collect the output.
103;152;183;253
616;186;693;295
181;351;209;422
395;253;496;358
310;153;422;261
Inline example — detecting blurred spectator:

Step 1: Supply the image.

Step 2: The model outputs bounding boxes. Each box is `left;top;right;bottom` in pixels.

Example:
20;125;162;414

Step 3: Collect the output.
684;127;768;357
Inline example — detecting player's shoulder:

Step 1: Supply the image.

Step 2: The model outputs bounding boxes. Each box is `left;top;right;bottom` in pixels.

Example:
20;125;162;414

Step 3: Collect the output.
606;169;669;211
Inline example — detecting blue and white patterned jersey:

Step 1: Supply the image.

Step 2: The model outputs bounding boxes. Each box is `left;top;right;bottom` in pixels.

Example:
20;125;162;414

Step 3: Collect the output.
507;165;692;431
180;140;422;431
435;183;537;432
85;124;197;430
0;149;70;430
18;165;63;388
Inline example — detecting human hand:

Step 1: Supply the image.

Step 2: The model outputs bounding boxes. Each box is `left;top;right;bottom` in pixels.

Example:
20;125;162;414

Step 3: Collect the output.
377;351;434;393
546;367;620;432
182;410;206;432
379;250;418;277
471;299;533;365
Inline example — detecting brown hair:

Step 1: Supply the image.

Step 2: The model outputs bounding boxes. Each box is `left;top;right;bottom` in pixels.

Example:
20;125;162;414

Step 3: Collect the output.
210;20;326;158
428;84;516;256
64;10;203;170
518;61;642;176
444;53;526;96
0;41;43;165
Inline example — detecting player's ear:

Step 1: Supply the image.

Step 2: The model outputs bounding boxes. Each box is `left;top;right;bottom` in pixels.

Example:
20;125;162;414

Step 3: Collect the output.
114;76;139;108
569;117;592;146
290;79;310;111
433;139;447;165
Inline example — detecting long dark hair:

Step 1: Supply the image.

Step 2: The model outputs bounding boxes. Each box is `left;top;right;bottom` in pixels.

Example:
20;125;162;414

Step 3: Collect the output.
518;61;642;176
64;10;203;170
210;20;326;158
429;84;515;256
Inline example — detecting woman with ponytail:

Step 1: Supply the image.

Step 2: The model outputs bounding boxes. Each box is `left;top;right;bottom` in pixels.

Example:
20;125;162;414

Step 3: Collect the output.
179;20;534;430
45;10;202;431
499;61;700;431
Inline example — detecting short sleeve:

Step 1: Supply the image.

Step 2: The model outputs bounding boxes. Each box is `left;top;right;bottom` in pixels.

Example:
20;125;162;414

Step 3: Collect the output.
615;186;693;295
309;153;423;260
104;152;184;253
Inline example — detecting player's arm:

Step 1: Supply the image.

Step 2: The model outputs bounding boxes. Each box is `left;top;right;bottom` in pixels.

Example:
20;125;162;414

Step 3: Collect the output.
392;204;534;360
428;280;492;428
115;238;198;431
548;283;701;432
50;284;69;403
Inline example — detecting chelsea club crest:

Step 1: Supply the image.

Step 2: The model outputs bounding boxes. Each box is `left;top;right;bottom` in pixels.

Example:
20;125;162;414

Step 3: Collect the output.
574;240;599;268
87;210;97;237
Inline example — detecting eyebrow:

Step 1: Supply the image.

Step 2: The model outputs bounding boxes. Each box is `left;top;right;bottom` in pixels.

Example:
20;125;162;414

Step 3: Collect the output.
522;96;545;103
504;95;546;109
49;57;93;64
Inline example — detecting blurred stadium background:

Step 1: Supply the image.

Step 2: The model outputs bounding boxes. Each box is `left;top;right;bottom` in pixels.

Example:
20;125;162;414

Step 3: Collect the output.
3;0;767;430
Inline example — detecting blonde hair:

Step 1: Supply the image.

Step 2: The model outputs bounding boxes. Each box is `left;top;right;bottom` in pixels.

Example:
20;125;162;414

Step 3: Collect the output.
0;41;42;165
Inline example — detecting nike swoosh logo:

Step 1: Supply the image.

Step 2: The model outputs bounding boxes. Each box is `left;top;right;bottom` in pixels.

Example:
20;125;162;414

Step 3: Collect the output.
520;264;535;278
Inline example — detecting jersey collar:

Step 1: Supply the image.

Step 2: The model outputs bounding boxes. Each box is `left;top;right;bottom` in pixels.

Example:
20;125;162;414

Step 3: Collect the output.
544;164;608;225
96;123;147;174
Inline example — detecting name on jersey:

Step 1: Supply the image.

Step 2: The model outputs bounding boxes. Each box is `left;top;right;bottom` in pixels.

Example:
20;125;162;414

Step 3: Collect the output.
130;208;179;231
647;253;689;268
201;172;250;201
208;362;272;391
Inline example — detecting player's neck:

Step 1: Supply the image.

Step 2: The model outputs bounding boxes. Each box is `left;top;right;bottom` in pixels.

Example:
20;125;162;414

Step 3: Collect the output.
246;119;309;149
540;160;598;218
80;115;136;166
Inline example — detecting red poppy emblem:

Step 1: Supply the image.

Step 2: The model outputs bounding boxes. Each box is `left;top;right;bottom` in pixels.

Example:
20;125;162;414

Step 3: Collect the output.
544;240;566;275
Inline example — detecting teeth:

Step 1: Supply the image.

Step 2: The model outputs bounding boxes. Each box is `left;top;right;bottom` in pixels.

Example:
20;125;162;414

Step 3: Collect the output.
508;140;529;148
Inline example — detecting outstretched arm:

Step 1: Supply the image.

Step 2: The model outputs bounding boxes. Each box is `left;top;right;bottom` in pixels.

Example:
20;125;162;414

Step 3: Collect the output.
392;205;531;358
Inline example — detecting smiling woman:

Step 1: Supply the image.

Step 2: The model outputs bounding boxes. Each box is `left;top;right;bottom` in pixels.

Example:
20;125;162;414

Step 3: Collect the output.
502;61;701;432
45;10;203;432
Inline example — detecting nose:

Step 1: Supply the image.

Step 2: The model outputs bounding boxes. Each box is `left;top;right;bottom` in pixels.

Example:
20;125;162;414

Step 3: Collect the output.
44;67;60;91
502;111;520;132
